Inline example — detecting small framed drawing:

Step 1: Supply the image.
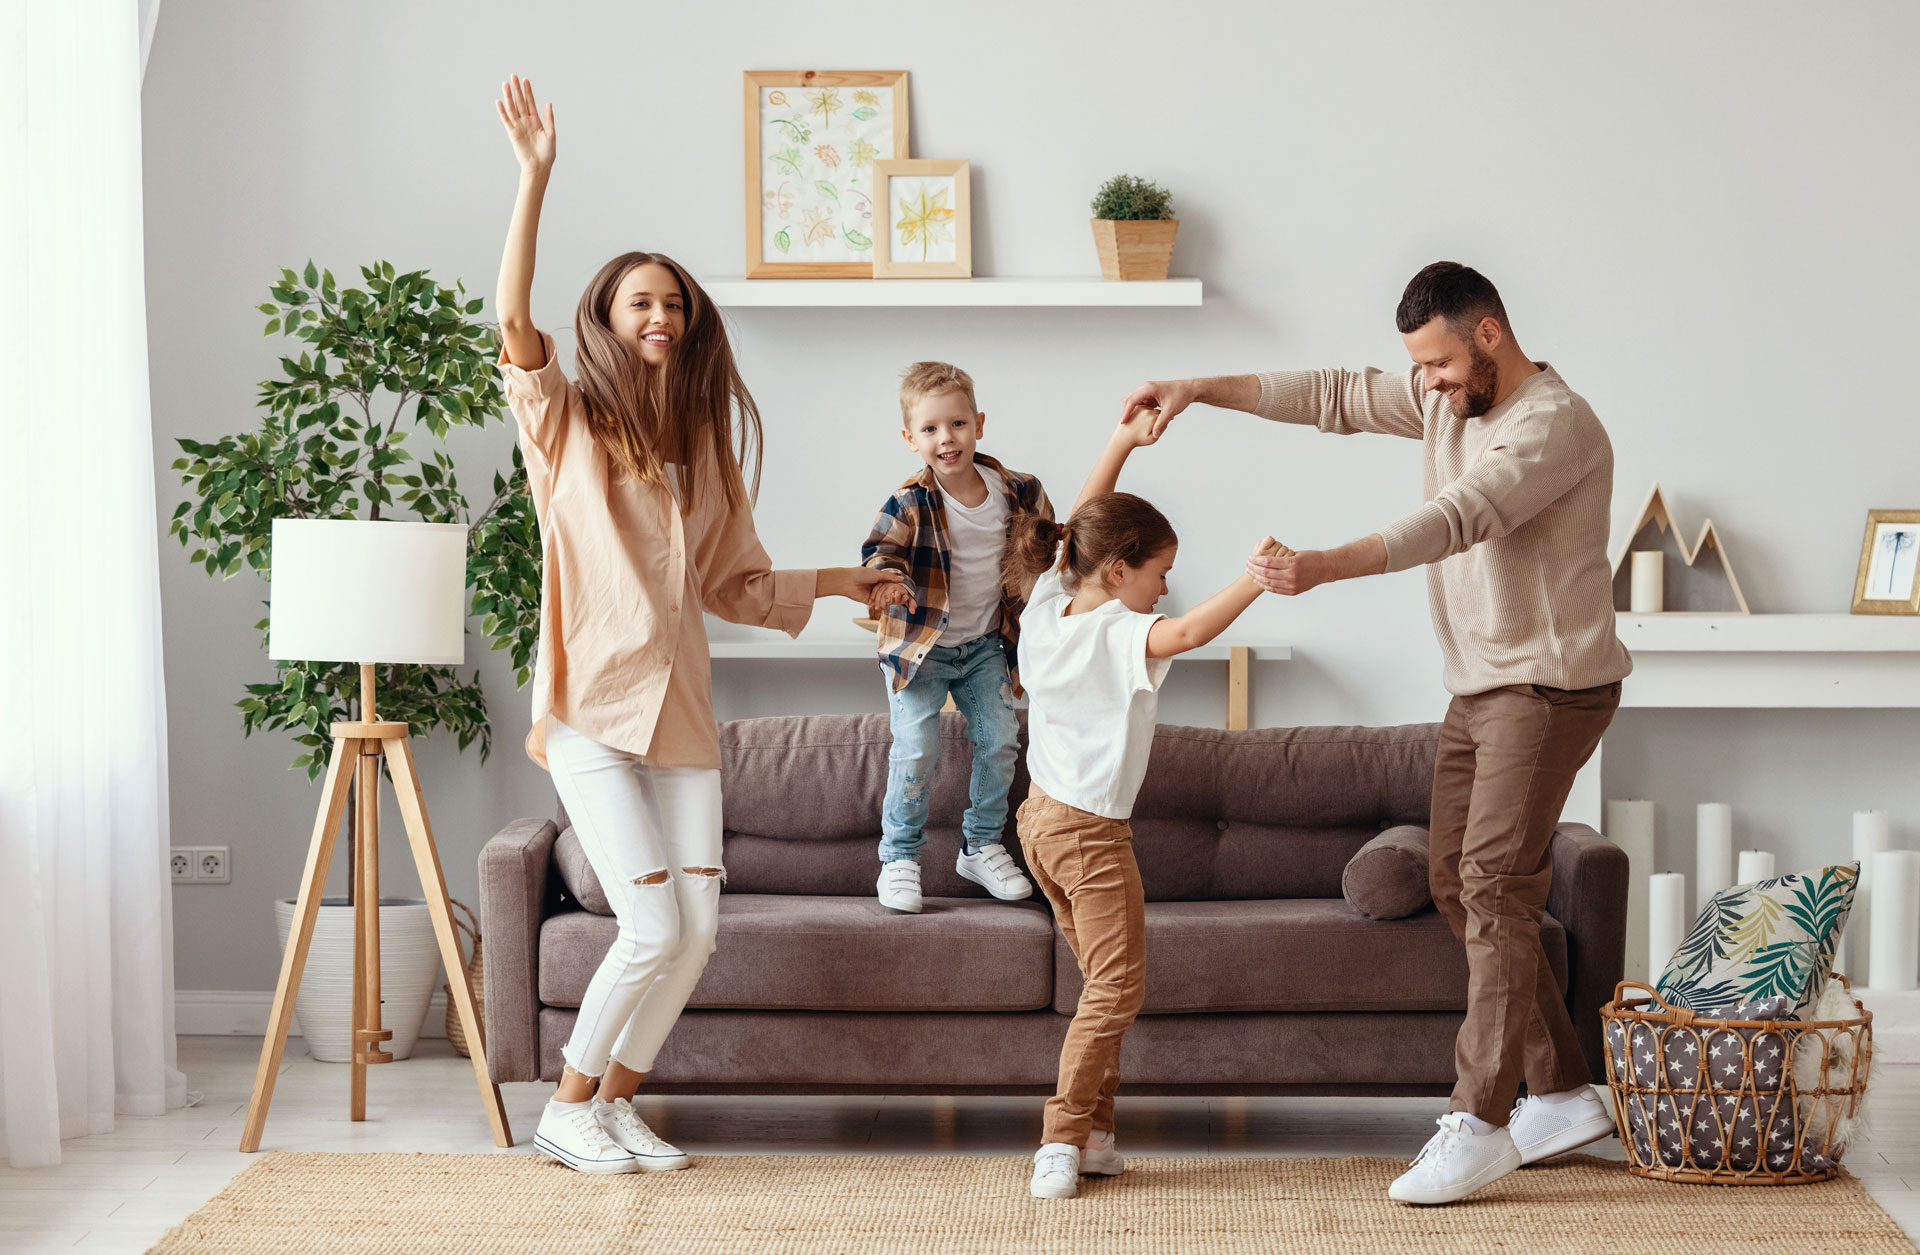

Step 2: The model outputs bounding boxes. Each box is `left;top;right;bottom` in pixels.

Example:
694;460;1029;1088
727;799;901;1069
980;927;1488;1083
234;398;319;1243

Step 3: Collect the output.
743;70;909;279
872;159;971;278
1852;509;1920;615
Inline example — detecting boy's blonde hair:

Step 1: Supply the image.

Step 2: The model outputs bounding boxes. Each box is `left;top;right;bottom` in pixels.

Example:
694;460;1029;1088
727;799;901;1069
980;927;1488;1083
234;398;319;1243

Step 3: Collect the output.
899;361;977;423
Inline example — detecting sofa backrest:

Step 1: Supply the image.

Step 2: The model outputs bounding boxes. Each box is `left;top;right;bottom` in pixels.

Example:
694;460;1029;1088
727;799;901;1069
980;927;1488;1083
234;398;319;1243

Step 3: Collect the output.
671;713;1439;903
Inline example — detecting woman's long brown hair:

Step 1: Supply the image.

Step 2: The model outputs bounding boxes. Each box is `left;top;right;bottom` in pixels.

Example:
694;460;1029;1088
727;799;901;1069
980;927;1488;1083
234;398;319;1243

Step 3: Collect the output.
572;251;761;513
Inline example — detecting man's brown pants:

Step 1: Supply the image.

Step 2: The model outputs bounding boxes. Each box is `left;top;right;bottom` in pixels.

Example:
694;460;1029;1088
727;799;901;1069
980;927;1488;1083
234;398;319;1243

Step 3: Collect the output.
1017;786;1147;1148
1429;681;1621;1125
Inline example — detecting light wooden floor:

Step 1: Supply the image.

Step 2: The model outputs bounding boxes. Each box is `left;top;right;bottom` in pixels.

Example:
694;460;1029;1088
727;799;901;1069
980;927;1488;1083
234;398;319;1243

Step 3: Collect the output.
3;1036;1915;1253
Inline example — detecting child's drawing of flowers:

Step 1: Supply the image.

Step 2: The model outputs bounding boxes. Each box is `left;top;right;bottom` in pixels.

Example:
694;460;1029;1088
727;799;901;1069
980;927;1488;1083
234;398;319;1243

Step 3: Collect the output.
895;184;955;262
848;138;877;169
758;85;894;263
814;144;840;170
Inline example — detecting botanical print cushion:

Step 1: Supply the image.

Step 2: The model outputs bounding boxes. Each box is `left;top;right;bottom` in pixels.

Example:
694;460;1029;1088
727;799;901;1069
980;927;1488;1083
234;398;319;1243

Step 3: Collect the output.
1606;996;1835;1174
1654;862;1857;1018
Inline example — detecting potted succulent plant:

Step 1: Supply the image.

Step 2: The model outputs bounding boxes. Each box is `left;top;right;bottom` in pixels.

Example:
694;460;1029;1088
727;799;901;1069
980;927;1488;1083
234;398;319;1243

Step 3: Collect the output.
1090;174;1179;281
170;261;540;1061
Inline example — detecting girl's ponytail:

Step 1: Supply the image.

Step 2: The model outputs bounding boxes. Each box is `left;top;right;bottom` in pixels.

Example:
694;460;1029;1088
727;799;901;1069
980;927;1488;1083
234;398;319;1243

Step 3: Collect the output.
1004;493;1176;602
1003;512;1068;599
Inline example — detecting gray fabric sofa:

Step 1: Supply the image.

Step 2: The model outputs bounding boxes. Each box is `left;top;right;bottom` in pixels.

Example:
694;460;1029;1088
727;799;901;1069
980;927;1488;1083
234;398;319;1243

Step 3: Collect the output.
479;713;1627;1095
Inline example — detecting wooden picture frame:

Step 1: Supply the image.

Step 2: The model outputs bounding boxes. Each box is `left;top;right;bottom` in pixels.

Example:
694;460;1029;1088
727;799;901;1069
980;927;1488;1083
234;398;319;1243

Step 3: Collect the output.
1852;509;1920;615
872;159;971;279
743;70;909;279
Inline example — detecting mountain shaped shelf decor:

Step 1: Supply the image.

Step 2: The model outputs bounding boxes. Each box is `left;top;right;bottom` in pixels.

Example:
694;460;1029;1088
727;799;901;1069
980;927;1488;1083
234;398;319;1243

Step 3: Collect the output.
1610;483;1752;615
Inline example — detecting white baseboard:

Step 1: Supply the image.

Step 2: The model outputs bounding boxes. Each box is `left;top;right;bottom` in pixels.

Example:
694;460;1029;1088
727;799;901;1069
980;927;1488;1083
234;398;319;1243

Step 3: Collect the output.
176;989;450;1039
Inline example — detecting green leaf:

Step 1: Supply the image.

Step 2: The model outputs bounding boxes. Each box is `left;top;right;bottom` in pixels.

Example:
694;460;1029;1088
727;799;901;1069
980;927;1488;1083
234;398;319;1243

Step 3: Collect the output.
844;227;872;249
814;180;840;204
303;260;319;288
774;228;791;254
850;105;876;122
263;319;281;336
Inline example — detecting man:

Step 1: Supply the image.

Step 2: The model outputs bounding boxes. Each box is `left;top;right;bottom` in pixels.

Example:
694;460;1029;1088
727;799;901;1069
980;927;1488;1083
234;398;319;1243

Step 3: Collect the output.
1123;262;1630;1205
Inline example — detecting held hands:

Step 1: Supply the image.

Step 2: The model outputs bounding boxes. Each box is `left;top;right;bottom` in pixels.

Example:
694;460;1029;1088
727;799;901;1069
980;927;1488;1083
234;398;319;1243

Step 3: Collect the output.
818;566;911;606
1119;379;1200;440
1246;541;1331;597
495;74;556;176
1114;405;1163;449
867;579;918;618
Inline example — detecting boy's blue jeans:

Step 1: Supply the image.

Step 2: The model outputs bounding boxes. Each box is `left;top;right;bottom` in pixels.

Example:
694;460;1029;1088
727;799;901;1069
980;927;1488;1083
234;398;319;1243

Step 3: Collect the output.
879;633;1020;865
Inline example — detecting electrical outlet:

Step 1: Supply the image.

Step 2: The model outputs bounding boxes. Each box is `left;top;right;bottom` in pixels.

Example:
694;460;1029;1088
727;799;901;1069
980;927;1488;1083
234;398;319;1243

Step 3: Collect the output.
170;849;194;883
195;846;231;884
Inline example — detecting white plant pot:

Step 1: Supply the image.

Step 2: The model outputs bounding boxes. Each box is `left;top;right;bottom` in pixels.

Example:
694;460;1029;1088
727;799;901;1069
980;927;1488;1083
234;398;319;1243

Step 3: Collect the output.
272;897;441;1063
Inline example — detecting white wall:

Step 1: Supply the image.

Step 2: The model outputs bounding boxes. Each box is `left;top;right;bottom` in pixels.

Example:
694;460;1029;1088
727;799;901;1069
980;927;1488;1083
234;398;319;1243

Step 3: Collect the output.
143;1;1920;993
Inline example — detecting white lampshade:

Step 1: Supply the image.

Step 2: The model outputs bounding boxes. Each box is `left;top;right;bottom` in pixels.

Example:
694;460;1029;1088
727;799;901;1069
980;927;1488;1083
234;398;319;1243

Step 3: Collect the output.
269;520;468;665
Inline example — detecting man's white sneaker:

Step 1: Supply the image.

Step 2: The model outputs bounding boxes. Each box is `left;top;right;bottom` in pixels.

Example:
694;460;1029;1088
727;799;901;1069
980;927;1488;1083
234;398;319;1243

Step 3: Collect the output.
1030;1142;1081;1198
1509;1086;1616;1165
877;860;922;913
1387;1113;1521;1205
1081;1128;1124;1176
533;1102;638;1174
956;843;1034;901
595;1098;691;1171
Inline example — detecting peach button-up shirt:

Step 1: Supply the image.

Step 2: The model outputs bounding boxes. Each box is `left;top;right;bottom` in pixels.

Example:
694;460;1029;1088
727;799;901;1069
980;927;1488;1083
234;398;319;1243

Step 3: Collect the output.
501;333;814;770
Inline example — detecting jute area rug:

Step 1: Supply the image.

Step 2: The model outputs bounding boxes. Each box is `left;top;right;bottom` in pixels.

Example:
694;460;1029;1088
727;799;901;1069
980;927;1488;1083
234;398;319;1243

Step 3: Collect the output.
147;1152;1915;1255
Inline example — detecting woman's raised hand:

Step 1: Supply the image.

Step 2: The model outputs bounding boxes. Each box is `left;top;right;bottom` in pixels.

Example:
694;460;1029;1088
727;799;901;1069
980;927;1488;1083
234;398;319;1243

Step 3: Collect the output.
495;75;556;176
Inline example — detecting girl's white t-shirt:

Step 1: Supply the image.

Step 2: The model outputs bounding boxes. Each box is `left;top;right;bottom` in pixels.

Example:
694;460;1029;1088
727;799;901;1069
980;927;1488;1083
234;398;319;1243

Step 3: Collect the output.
1016;565;1173;820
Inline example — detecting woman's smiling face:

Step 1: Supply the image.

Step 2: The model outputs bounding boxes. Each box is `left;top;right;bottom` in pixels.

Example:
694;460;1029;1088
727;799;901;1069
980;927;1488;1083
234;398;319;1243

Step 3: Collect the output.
609;261;686;366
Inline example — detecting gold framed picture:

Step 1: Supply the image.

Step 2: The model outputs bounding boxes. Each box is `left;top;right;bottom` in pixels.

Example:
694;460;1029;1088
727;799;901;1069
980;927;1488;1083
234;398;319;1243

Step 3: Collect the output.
1851;508;1920;615
743;70;909;279
871;159;971;279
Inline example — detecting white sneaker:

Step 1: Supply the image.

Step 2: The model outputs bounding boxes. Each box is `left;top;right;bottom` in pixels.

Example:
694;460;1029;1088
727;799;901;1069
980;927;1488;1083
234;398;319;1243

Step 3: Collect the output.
595;1098;690;1171
1030;1142;1081;1198
1081;1128;1124;1176
1387;1113;1521;1205
956;843;1035;901
534;1102;638;1174
1509;1086;1616;1165
878;860;923;913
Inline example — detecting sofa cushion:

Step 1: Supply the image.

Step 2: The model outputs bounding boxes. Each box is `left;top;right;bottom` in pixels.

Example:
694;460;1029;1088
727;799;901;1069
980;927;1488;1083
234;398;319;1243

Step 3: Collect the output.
539;895;1056;1012
552;828;611;915
1342;825;1432;919
1052;898;1568;1015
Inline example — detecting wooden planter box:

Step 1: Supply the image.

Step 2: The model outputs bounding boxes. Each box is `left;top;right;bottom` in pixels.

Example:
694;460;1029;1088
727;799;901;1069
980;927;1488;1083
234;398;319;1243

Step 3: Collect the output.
1092;219;1179;281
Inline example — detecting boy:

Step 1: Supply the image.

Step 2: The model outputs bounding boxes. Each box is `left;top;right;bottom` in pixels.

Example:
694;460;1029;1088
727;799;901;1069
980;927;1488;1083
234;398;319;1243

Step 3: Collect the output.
860;362;1052;912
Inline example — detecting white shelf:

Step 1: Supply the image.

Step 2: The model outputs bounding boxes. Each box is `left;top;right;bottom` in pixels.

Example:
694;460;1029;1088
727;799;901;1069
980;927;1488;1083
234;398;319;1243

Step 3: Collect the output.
708;638;1289;662
1615;613;1920;653
703;276;1203;308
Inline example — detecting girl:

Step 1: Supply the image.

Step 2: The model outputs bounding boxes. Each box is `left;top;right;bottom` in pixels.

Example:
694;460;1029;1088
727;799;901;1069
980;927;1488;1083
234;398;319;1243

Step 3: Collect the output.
492;76;901;1174
1003;407;1280;1199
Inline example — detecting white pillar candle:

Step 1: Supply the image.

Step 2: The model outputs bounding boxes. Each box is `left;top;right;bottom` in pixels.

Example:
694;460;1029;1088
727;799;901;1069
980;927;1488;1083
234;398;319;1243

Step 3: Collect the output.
1843;811;1892;985
1629;551;1665;614
1868;850;1920;992
1737;849;1776;884
1608;799;1656;982
1649;872;1689;979
1696;803;1734;914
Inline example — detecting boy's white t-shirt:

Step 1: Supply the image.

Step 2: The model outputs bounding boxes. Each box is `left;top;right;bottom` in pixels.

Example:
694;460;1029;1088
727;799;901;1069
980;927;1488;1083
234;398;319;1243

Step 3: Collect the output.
940;466;1010;644
1016;564;1173;820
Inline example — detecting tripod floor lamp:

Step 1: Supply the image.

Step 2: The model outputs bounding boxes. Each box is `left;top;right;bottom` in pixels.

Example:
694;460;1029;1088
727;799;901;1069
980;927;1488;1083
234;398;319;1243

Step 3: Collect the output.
240;519;512;1152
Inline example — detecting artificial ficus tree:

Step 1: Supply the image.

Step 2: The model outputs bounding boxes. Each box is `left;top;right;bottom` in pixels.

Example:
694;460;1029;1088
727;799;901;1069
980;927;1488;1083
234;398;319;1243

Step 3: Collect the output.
170;261;540;782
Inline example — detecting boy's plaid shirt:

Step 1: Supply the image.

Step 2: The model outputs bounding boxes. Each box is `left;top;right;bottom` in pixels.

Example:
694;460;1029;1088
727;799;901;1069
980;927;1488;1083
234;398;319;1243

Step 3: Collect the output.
860;452;1052;693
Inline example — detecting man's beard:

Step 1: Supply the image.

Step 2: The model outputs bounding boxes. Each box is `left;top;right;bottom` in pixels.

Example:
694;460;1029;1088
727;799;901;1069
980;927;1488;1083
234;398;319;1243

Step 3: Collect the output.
1448;342;1501;417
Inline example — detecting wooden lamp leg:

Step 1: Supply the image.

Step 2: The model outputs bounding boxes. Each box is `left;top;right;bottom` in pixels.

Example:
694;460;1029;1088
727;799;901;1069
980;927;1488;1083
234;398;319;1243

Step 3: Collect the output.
387;736;514;1148
351;664;394;1123
240;737;360;1153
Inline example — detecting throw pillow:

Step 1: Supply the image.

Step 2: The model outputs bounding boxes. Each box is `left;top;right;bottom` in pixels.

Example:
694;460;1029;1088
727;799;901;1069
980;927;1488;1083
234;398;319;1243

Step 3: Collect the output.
1654;862;1857;1018
1341;825;1431;920
553;828;612;915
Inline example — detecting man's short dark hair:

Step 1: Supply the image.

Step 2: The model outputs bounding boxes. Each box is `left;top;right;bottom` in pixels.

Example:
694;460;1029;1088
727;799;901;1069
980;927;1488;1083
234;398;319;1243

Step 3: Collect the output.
1396;261;1510;338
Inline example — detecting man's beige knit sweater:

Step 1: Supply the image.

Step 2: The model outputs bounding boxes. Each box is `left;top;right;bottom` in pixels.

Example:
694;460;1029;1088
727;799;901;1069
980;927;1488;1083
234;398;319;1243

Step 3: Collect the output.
1255;362;1632;697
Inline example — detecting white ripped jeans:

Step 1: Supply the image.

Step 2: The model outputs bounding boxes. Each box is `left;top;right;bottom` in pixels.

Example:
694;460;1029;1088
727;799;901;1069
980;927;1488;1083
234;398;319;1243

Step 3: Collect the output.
545;718;724;1077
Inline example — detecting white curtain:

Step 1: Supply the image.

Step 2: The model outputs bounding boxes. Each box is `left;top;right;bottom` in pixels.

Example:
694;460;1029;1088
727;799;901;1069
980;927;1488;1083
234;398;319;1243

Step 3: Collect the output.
0;0;185;1167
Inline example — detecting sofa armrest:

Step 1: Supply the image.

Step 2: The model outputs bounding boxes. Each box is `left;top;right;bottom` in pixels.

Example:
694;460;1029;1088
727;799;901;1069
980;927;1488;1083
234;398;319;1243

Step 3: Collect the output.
479;816;560;1083
1547;821;1628;1083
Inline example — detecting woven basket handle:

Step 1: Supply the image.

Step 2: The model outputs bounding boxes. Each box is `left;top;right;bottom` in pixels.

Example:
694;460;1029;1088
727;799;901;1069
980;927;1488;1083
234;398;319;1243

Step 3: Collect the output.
1611;979;1697;1025
448;898;480;969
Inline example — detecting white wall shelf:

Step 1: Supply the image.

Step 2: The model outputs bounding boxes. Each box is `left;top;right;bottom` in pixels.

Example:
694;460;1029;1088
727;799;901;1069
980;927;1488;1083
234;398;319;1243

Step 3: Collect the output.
1616;613;1920;653
703;276;1202;308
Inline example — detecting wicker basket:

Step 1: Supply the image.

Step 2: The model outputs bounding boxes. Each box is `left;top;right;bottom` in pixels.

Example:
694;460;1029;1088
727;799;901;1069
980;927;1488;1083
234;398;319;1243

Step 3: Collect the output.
1600;977;1871;1185
444;899;484;1058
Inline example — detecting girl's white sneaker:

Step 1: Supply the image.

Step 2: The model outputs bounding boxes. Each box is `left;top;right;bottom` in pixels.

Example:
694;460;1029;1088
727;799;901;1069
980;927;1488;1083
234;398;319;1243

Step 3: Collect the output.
1030;1142;1081;1199
595;1098;690;1171
1387;1113;1520;1205
534;1102;639;1174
